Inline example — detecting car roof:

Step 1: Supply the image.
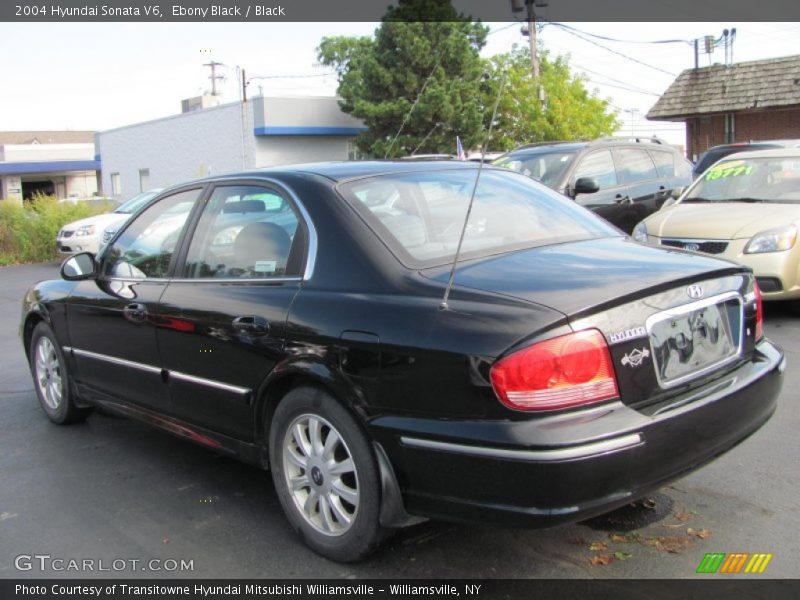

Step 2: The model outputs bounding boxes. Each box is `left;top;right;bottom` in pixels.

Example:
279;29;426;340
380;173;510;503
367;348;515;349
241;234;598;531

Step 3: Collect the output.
204;160;486;183
504;142;587;154
706;140;800;151
712;148;800;160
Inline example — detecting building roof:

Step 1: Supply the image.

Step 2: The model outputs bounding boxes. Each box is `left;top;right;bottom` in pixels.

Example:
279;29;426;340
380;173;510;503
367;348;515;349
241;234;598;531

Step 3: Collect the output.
0;131;95;145
647;54;800;121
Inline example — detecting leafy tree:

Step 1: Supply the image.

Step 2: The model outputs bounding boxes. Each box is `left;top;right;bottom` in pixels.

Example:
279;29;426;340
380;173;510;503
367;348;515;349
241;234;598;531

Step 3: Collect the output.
317;0;489;158
485;47;620;151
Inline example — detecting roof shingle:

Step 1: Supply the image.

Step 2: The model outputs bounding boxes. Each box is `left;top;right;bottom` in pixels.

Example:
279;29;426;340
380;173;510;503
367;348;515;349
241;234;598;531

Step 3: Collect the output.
647;55;800;120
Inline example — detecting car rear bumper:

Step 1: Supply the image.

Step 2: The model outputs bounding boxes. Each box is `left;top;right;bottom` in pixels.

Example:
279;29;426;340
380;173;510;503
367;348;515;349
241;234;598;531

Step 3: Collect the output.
369;340;784;527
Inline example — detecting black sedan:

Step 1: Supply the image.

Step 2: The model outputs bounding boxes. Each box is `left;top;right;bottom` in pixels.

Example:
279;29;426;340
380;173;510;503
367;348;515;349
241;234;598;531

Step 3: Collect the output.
21;162;784;561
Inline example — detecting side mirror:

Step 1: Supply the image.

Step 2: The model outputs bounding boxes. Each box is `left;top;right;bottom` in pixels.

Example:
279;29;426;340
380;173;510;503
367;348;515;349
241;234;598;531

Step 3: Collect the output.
61;252;97;281
573;177;600;195
670;186;685;200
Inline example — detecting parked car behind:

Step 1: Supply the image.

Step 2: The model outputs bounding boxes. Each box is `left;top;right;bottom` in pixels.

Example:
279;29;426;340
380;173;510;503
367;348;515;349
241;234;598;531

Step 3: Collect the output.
635;148;800;308
56;189;162;255
493;137;693;233
23;162;783;561
692;140;800;179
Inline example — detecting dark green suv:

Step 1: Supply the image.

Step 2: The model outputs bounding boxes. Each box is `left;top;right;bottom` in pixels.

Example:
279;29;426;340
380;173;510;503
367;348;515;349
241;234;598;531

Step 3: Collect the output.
493;137;693;234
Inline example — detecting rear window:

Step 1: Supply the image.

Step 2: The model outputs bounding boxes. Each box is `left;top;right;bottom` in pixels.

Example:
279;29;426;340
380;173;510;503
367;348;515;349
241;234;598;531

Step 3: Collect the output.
339;169;617;268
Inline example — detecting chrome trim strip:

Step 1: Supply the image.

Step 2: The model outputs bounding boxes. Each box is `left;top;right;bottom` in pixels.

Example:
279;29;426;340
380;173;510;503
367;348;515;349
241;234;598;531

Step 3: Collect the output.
69;347;162;375
169;371;250;396
68;347;250;396
399;433;643;462
645;291;744;389
165;276;303;284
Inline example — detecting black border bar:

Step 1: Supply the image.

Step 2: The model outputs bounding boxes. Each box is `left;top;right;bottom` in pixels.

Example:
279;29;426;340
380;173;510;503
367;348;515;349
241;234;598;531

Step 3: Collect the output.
4;0;800;22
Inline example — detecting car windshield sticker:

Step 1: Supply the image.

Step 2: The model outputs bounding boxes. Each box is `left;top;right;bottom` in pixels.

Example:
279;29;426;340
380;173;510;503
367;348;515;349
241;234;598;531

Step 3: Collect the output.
254;260;277;273
704;160;753;181
621;347;651;367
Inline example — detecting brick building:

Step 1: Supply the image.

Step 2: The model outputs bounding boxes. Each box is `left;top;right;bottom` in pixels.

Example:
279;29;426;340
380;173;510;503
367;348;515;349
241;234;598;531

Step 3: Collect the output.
646;55;800;161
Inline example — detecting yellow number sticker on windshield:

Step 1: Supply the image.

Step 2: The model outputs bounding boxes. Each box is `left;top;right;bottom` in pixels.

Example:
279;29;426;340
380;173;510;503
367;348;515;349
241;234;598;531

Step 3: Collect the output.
704;160;753;181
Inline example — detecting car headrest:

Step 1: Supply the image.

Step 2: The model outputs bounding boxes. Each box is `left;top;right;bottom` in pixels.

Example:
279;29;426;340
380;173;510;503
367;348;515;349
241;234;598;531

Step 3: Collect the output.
233;222;292;276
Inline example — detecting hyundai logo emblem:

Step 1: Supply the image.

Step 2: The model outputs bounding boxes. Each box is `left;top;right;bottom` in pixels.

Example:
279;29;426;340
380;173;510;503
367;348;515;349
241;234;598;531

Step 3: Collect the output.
684;243;701;251
687;284;704;299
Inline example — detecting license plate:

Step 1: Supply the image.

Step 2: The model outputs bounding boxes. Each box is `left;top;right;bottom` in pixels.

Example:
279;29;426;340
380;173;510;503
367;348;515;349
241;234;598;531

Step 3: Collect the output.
647;293;743;388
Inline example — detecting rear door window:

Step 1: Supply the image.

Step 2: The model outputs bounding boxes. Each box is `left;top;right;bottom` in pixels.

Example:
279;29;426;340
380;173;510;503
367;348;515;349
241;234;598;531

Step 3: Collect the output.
614;148;659;184
573;150;618;188
650;150;676;178
181;185;302;279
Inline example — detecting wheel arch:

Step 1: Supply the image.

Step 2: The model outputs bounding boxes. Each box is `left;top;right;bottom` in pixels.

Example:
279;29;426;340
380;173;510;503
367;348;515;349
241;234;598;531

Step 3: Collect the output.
22;306;52;360
255;358;419;529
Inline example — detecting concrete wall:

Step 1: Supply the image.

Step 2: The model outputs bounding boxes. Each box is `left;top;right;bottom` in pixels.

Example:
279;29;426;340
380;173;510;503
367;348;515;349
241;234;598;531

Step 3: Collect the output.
254;136;353;166
252;96;364;132
686;107;800;159
97;102;256;200
1;143;95;162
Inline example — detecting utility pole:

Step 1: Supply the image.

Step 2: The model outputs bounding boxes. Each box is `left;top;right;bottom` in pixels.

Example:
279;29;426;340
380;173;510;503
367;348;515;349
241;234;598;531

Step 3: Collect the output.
511;1;548;79
203;60;225;96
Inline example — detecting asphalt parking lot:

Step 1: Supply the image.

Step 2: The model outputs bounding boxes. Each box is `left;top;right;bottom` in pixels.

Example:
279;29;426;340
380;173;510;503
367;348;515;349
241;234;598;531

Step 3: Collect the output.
1;261;797;579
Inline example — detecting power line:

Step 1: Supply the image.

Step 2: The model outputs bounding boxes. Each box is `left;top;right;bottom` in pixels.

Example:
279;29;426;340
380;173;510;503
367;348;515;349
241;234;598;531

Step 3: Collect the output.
545;22;678;77
550;22;692;46
247;72;336;80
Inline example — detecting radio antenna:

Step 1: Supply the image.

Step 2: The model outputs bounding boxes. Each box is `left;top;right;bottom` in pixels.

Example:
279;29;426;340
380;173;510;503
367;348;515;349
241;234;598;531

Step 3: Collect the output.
384;53;443;159
411;122;443;156
439;71;508;312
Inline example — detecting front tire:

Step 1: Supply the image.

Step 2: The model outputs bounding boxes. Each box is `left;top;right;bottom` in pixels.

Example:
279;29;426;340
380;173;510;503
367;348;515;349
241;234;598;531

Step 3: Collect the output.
269;386;387;561
29;322;91;425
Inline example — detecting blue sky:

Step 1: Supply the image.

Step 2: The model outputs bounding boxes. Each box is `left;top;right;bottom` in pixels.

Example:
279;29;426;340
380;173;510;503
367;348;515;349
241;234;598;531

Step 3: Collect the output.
2;21;799;148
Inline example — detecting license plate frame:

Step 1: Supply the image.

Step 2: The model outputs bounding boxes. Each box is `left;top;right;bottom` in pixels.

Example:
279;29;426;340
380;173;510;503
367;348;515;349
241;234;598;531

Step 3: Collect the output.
646;291;744;389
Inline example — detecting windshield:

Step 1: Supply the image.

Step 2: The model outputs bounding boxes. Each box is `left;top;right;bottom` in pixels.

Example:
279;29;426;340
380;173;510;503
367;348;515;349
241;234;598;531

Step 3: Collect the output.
114;190;160;214
493;150;577;188
684;157;800;203
339;169;617;268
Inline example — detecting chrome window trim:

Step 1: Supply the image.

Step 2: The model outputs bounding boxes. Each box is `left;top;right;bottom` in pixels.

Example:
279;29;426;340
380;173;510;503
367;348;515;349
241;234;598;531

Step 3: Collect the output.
65;347;250;397
645;291;744;389
400;433;643;463
100;176;317;284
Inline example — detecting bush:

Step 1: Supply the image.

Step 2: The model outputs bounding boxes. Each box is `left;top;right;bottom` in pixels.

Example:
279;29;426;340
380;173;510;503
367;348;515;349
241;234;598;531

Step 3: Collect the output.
0;194;113;266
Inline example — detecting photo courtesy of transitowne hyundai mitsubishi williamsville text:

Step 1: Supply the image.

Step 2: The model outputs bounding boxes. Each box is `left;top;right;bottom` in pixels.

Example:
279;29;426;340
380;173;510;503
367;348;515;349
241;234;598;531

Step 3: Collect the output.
15;584;473;596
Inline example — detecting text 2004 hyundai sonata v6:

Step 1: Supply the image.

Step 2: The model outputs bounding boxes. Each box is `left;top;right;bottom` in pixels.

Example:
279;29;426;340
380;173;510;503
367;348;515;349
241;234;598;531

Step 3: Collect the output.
21;162;784;561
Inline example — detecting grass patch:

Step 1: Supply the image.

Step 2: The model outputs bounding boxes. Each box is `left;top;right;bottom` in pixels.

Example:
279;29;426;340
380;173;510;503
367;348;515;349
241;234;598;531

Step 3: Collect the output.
0;195;113;266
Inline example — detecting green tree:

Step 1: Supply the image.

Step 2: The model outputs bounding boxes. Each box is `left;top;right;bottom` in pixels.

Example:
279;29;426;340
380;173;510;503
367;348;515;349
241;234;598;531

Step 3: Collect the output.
485;47;620;151
317;0;489;158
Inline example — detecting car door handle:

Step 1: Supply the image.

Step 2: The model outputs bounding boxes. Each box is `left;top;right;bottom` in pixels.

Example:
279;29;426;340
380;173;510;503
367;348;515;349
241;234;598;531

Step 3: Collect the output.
232;316;269;336
123;303;148;323
615;194;632;204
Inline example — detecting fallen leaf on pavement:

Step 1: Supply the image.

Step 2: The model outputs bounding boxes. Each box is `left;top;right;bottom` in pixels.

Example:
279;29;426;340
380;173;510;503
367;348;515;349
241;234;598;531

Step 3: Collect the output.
589;541;608;551
590;555;615;566
687;528;711;539
674;509;692;522
644;535;694;553
609;533;629;543
614;551;633;561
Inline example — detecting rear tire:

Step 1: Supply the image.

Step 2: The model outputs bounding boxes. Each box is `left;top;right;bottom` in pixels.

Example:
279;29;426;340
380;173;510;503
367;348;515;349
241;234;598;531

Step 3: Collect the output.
269;386;387;561
29;322;92;425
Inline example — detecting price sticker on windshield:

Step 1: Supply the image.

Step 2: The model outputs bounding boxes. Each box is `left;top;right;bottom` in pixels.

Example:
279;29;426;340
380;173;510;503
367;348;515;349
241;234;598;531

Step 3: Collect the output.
704;160;753;181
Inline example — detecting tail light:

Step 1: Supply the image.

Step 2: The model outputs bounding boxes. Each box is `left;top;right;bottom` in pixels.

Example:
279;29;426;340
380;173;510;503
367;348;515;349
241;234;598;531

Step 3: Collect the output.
754;281;764;340
490;329;619;411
